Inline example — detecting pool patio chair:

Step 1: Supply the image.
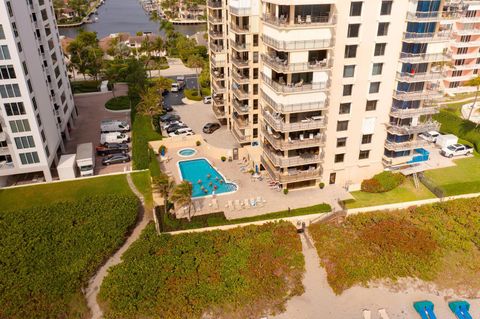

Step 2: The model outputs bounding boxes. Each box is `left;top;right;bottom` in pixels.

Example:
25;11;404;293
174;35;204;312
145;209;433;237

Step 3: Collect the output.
256;196;264;207
225;200;234;211
362;309;371;319
244;198;250;208
250;198;256;207
234;199;242;210
449;300;472;319
414;300;437;319
378;309;391;319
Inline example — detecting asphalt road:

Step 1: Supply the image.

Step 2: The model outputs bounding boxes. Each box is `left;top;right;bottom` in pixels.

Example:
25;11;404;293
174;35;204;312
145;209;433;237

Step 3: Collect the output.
164;75;198;107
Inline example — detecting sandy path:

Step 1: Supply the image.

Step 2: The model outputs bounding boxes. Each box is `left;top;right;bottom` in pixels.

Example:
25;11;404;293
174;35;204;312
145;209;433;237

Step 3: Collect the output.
274;231;480;319
84;173;152;319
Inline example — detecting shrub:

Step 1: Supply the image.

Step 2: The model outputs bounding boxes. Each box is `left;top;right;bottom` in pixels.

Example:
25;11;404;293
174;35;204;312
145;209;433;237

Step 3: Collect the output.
71;80;100;94
105;96;131;110
319;182;325;189
221;156;226;162
0;194;139;318
196;140;201;146
158;145;167;155
361;171;404;193
283;188;289;195
184;88;203;101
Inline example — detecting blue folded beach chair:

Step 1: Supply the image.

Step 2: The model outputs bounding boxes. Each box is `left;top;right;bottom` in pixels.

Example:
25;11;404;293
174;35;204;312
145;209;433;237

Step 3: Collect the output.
413;301;437;319
449;301;473;319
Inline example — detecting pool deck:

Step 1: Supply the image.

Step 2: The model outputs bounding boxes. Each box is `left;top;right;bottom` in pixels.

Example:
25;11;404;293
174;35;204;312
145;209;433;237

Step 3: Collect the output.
159;145;352;220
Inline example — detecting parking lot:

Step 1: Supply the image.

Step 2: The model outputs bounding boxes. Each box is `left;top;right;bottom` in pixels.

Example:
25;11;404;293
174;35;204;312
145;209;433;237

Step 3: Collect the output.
66;85;132;175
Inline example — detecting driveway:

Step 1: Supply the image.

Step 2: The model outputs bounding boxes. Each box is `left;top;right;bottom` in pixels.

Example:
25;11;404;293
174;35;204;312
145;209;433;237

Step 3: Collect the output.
66;84;132;175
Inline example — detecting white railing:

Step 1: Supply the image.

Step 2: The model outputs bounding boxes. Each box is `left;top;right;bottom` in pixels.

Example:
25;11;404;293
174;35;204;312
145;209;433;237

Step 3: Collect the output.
262;54;331;72
262;34;333;50
263;109;326;132
261;90;328;113
261;74;329;94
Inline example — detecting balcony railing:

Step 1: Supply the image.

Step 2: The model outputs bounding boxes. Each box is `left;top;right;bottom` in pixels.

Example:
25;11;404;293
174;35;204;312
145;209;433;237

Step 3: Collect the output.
211;71;225;80
261;90;328;113
451;40;480;47
393;90;443;101
212;105;226;118
261;157;321;183
207;1;223;8
232;72;250;84
0;131;6;142
230;40;250;51
210;55;226;68
262;14;335;28
387;121;441;135
262;74;329;94
212;81;226;93
261;127;324;150
263;110;326;132
232;127;250;143
399;52;451;63
233;116;249;128
262;54;331;73
262;34;333;51
230;23;249;33
232;88;249;100
208;15;223;24
384;139;430;152
213;97;225;106
454;28;480;35
209;42;224;53
209;30;224;39
406;10;459;21
403;31;452;43
229;6;250;16
390;106;440;118
232;99;249;114
231;56;249;68
396;70;445;82
263;147;322;167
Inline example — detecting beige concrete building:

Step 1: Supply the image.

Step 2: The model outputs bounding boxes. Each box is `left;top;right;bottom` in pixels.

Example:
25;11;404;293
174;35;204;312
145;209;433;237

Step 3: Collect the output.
207;0;452;190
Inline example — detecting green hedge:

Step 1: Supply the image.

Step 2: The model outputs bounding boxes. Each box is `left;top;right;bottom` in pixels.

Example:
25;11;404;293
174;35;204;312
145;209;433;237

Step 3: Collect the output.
434;110;480;152
0;194;139;318
361;171;405;193
71;80;101;94
184;88;203;101
105;96;131;110
99;222;304;319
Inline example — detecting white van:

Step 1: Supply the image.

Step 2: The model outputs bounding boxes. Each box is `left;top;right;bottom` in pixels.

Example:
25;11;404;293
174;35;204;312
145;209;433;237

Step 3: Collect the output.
203;96;212;104
171;83;180;92
168;127;193;137
100;120;130;133
100;132;130;145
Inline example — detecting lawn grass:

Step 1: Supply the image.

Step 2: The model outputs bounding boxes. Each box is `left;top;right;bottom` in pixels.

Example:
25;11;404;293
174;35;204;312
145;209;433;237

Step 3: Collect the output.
0;174;131;211
131;102;162;170
71;80;100;94
105;96;131;110
99;222;305;319
346;178;435;209
130;170;153;210
309;197;480;296
424;156;480;196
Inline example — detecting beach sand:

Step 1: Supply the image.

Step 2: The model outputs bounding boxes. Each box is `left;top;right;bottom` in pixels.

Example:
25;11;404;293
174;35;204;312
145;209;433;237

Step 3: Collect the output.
273;232;480;319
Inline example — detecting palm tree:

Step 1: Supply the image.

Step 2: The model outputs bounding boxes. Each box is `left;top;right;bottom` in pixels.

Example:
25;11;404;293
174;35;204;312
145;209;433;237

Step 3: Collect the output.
466;76;480;126
102;60;127;97
152;173;176;217
136;86;163;125
170;181;193;220
187;55;205;96
152;37;165;76
154;76;173;95
140;36;154;77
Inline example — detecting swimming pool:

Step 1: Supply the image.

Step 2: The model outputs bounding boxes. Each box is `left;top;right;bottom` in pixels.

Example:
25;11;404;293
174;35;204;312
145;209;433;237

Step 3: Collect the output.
177;158;237;198
178;148;197;157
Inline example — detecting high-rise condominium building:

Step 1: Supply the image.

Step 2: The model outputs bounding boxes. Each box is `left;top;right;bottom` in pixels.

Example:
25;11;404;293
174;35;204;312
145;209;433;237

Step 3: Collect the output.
0;0;76;185
207;0;457;190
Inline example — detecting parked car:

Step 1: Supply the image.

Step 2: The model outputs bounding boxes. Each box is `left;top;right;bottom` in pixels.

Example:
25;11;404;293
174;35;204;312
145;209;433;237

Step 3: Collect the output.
203;96;212;104
168;128;194;137
176;76;186;89
440;144;473;158
163;104;173;112
419;130;441;143
102;153;131;165
159;114;180;122
202;122;221;134
100;120;130;133
166;124;188;134
171;82;180;92
162;120;183;129
96;143;129;156
100;132;130;145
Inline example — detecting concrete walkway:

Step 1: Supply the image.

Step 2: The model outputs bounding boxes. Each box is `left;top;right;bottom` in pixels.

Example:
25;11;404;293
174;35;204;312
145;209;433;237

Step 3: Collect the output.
149;58;198;78
84;174;151;319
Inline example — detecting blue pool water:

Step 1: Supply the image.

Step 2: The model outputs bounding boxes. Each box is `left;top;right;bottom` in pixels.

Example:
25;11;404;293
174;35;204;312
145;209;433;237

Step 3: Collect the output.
178;158;237;197
178;148;196;157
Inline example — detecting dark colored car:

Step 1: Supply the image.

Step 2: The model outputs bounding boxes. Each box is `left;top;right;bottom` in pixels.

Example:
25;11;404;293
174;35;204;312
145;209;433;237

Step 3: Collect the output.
166;124;188;134
159;114;180;122
102;154;131;165
96;143;129;156
163;104;173;112
202;122;221;134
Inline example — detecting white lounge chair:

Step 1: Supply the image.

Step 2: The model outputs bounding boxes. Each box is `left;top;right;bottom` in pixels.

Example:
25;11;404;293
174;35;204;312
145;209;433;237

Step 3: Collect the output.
225;200;234;211
256;196;264;207
362;309;371;319
309;133;314;139
250;198;256;207
378;309;390;319
305;15;312;24
244;198;250;208
234;199;242;210
299;134;304;141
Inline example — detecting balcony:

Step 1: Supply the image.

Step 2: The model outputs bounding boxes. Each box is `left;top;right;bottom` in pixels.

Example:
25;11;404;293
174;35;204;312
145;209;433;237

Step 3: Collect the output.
263;110;326;132
262;74;329;94
403;31;452;43
212;105;226;118
232;99;249;114
384;139;430;152
262;14;335;29
232;72;250;84
382;155;414;166
229;6;250;16
211;70;225;80
230;40;250;52
209;42;224;53
451;51;480;59
0;131;6;142
233;116;249;128
263;147;322;168
399;52;451;63
208;15;223;24
0;160;14;170
232;127;250;143
396;70;445;82
261;127;324;150
231;56;249;68
406;10;459;21
213;97;225;106
261;90;327;113
0;146;9;156
207;1;223;9
387;121;441;135
230;23;249;34
210;55;226;68
262;34;333;51
209;30;224;39
392;90;443;101
232;87;249;100
261;157;321;183
390;106;440;118
262;54;331;73
451;40;480;47
454;28;480;36
212;81;226;93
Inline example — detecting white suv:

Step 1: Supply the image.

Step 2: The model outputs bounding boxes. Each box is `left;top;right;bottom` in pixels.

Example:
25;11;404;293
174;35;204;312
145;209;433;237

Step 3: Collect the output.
171;83;179;92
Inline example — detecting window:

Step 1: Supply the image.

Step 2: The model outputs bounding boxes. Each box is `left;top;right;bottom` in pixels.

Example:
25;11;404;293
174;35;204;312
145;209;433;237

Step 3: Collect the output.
0;84;21;98
14;136;35;149
372;63;383;75
366;100;377;111
9;119;31;133
45;145;50;158
334;153;345;163
4;102;25;116
337;120;349;131
19;152;40;165
362;134;372;144
380;0;393;15
344;45;358;58
6;2;13;17
0;65;16;79
369;82;380;94
0;45;10;60
377;22;389;36
253;34;258;46
0;25;5;39
41;130;46;143
350;2;363;16
337;137;347;147
452;70;462;77
359;150;370;160
22;61;28;75
339;103;351;114
347;24;360;38
374;43;386;56
343;84;353;96
343;65;356;78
